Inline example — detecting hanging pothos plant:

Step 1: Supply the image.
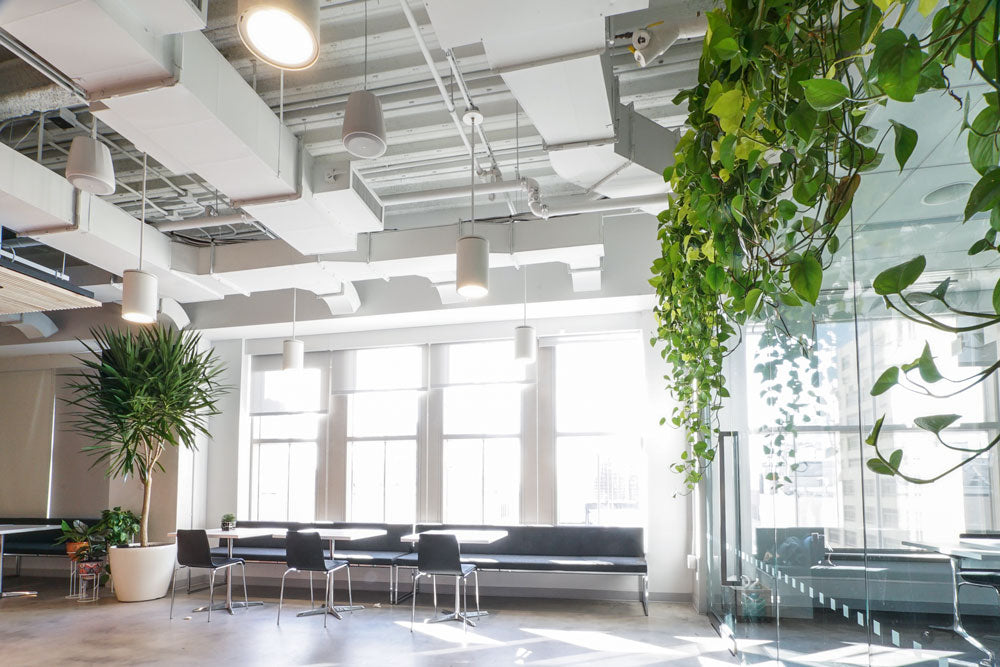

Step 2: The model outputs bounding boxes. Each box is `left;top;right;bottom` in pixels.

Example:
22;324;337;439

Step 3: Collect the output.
651;0;1000;490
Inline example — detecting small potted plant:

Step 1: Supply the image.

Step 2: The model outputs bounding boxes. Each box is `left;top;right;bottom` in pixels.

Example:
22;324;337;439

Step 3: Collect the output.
56;520;103;562
221;513;237;531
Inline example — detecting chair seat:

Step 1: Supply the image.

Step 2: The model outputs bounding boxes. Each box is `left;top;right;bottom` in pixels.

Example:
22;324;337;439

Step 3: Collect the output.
293;558;349;574
395;552;646;573
420;562;476;577
210;556;244;568
212;546;285;561
334;550;409;566
960;570;1000;587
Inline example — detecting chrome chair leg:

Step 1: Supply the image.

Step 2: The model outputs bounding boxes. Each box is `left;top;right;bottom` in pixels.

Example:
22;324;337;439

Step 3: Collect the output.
410;572;421;632
474;570;480;615
169;565;179;619
324;571;331;629
346;566;353;611
309;571;314;609
432;575;437;614
208;570;216;623
241;563;249;611
462;575;468;634
277;569;293;626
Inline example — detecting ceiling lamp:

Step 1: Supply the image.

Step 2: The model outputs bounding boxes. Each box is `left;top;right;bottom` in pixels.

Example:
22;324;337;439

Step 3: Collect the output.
237;0;321;71
66;121;115;195
456;107;488;299
283;288;304;370
121;154;157;324
514;265;536;365
343;0;387;158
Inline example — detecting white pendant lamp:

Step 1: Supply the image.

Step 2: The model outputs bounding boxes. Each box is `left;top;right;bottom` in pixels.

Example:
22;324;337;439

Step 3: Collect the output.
237;0;321;71
283;288;304;370
514;266;536;364
66;121;115;195
456;107;488;299
121;154;158;324
343;0;387;158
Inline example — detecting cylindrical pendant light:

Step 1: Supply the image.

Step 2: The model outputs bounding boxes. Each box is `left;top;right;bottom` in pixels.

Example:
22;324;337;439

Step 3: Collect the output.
343;1;387;158
514;265;536;364
66;121;115;195
283;288;304;370
237;0;321;71
456;106;488;299
121;153;158;324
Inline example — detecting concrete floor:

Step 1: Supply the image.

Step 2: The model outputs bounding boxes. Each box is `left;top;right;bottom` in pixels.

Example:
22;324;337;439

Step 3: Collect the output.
0;575;734;666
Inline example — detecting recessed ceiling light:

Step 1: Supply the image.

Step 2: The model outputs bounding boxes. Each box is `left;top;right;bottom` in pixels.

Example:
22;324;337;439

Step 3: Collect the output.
922;181;973;206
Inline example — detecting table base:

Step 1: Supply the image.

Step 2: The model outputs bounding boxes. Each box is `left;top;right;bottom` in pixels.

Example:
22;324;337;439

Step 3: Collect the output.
428;610;488;626
1;591;38;598
192;600;264;614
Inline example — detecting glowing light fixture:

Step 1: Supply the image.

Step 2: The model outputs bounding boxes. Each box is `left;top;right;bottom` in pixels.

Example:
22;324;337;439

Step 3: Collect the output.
237;0;320;71
121;154;157;324
343;0;387;158
283;288;304;370
456;106;488;299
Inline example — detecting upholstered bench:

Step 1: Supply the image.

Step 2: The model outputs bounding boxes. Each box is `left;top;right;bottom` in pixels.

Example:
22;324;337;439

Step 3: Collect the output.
0;517;101;576
393;524;649;615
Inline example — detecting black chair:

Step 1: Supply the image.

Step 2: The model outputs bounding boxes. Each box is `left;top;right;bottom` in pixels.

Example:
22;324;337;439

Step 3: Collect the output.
410;533;479;632
278;530;352;628
170;529;247;623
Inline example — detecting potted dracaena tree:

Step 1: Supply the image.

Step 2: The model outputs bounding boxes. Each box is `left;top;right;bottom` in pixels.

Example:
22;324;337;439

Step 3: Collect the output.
65;326;226;602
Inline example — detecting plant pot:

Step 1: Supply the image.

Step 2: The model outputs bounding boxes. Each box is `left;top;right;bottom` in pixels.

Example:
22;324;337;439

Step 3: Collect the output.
221;520;236;531
108;543;176;602
66;541;87;561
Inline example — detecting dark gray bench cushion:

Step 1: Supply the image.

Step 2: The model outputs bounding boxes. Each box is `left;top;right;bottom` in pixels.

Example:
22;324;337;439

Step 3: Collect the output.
0;517;101;557
395;551;646;573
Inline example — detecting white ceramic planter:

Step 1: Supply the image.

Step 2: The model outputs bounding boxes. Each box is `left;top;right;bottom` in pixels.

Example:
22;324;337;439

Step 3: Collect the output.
109;543;176;602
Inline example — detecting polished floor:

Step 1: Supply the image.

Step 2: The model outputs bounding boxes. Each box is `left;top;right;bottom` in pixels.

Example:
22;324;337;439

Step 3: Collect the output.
0;575;734;666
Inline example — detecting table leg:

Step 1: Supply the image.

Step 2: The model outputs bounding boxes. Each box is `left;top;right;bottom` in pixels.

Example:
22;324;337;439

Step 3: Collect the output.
0;534;39;599
929;556;995;665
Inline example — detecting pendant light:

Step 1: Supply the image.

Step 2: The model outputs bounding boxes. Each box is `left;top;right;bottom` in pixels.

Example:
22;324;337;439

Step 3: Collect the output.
121;153;158;324
66;119;115;195
237;0;321;71
342;0;387;158
514;265;536;364
456;106;488;299
283;288;304;370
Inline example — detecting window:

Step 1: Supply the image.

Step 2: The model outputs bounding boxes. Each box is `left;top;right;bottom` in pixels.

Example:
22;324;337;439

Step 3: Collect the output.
344;347;421;522
442;341;522;524
554;338;644;525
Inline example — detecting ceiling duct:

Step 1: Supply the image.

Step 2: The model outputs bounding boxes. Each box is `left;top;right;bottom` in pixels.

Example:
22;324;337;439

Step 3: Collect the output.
422;0;704;207
0;312;59;339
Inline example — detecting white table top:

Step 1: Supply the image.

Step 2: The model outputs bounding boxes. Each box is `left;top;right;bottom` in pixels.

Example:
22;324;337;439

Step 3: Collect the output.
276;528;387;541
903;539;1000;560
401;529;508;545
0;524;59;536
168;527;275;540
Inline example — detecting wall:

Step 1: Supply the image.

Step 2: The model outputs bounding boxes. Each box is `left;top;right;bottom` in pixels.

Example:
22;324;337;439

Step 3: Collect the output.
0;369;55;516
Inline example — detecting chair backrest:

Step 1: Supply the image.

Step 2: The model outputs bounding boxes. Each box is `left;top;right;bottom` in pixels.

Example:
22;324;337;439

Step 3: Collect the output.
176;530;214;568
285;530;328;571
417;533;463;576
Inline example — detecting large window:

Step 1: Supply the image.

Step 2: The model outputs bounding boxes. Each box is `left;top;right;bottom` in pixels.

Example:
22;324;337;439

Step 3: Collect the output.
555;338;644;526
442;341;522;524
344;347;421;523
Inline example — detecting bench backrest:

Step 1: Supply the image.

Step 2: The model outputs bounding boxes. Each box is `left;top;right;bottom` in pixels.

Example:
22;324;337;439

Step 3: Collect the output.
415;524;644;558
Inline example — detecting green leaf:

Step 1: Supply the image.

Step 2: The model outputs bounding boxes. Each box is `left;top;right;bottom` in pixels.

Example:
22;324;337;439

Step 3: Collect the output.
917;0;937;16
889;449;904;470
789;254;823;304
993;277;1000;314
856;125;878;144
865;415;886;446
709;89;745;134
890;121;917;171
800;79;850;111
872;30;922;102
968;107;1000;175
786;100;818;142
777;200;797;221
931;277;952;299
914;414;960;434
745;288;763;315
778;292;802;307
720;134;737;172
915;342;943;383
867;458;896;475
872;255;926;294
712;37;739;60
965;167;1000;221
871;367;899;395
705;264;726;291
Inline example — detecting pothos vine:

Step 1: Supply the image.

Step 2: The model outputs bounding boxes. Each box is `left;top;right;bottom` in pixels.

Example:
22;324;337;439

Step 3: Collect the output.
652;0;1000;490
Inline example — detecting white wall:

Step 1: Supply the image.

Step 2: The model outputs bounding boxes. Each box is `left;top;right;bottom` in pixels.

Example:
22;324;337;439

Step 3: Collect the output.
0;369;55;516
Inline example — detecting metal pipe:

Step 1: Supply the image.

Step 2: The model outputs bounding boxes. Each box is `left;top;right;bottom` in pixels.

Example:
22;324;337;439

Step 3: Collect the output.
24;188;84;236
155;213;253;233
398;0;473;157
444;49;499;172
528;193;669;220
